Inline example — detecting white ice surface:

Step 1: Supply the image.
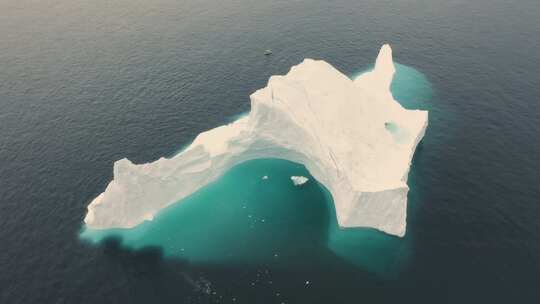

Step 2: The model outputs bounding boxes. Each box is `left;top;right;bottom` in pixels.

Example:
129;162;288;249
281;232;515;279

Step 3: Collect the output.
84;45;428;237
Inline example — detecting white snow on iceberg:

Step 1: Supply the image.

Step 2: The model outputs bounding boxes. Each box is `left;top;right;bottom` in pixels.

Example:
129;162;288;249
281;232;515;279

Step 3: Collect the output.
84;44;428;237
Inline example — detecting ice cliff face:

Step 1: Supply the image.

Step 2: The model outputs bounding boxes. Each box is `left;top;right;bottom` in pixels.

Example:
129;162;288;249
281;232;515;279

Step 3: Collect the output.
84;45;428;237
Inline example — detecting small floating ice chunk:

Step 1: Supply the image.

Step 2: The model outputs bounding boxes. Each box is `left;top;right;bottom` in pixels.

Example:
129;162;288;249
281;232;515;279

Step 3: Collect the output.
262;175;269;180
264;49;272;55
290;176;309;186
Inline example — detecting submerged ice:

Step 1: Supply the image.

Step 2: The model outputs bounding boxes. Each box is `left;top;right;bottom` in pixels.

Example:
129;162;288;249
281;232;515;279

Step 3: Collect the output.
84;45;428;237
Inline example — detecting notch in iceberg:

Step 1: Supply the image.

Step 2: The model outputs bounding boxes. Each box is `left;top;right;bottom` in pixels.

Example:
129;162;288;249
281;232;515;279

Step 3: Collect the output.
84;44;428;237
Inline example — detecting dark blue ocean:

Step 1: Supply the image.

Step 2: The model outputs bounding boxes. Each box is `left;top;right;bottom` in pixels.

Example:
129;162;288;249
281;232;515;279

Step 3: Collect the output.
1;0;540;303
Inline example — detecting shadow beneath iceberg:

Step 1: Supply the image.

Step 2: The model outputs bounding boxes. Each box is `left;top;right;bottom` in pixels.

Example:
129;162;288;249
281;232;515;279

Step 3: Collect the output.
90;233;400;304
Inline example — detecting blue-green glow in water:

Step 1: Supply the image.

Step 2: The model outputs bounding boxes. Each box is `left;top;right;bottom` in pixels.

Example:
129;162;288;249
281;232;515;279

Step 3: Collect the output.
81;63;431;278
81;159;331;265
390;63;433;110
352;63;433;110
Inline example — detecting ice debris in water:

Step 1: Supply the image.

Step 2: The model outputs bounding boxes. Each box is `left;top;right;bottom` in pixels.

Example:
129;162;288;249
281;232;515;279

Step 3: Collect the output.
290;176;309;186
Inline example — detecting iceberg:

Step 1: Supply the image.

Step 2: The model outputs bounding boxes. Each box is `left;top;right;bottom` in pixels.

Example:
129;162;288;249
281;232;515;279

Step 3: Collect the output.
291;176;309;186
84;45;428;237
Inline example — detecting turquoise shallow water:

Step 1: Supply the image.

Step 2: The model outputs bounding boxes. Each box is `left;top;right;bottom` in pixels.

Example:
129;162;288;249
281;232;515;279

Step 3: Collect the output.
352;63;433;110
80;63;431;277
